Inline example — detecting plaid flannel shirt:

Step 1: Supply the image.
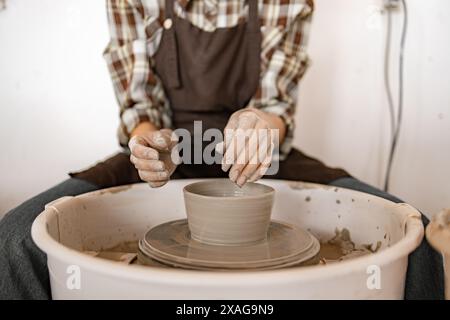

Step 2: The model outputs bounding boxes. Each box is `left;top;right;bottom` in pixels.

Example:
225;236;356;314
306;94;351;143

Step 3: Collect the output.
104;0;314;158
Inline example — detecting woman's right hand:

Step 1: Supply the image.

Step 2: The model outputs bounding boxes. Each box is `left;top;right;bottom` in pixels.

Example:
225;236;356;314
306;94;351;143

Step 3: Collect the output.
128;128;178;188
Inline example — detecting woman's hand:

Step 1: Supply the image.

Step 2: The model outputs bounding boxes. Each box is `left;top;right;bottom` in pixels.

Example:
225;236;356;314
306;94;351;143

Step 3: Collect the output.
129;125;178;188
221;108;286;187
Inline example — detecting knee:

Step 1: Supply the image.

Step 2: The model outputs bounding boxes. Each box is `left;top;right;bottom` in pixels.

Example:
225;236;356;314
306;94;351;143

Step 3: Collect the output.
0;215;28;258
0;200;41;254
0;214;49;300
0;202;48;270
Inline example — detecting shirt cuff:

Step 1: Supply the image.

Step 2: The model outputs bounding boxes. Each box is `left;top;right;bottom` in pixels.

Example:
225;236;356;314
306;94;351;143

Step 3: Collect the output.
118;102;166;147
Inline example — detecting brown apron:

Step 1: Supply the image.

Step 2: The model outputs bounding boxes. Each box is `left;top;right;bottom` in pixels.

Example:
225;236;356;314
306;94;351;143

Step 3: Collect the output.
70;0;349;188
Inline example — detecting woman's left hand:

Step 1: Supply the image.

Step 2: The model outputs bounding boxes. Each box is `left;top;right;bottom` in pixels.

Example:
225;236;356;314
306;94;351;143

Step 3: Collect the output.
220;108;286;187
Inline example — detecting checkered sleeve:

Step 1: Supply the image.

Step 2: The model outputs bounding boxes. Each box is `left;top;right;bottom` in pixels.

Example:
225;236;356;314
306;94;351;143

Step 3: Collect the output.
104;0;172;146
248;0;314;159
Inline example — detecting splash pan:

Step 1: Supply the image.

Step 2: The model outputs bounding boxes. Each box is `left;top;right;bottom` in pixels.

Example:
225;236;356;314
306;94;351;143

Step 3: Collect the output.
31;179;423;299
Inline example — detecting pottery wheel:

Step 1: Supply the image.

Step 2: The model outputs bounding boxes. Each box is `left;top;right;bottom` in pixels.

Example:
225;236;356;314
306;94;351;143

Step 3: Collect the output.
138;219;320;270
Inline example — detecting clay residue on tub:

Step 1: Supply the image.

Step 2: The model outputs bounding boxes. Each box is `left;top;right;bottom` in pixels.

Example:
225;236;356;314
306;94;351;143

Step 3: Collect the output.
84;241;138;264
102;241;139;252
362;241;382;253
85;229;379;268
83;240;169;268
318;228;375;264
98;185;132;195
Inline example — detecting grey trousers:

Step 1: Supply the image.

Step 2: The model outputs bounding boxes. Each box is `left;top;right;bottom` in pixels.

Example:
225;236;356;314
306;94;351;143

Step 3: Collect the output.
0;177;444;299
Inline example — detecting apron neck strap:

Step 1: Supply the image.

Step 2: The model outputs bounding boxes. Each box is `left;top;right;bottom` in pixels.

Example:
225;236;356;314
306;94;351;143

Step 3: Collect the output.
161;0;260;89
165;0;175;19
164;0;259;29
163;0;180;88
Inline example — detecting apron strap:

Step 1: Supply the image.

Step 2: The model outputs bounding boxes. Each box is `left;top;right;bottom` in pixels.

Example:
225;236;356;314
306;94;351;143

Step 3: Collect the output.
247;0;260;33
165;0;175;18
246;0;261;91
164;0;181;88
162;0;260;89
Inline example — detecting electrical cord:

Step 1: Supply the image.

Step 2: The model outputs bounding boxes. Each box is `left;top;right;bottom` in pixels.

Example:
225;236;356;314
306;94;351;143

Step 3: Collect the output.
384;7;396;140
383;0;408;192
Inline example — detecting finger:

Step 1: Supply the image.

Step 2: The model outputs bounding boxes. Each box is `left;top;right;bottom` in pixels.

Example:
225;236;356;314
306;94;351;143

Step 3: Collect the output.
227;133;249;184
222;134;240;173
232;122;269;184
222;113;257;172
161;128;179;149
215;141;224;155
222;112;255;170
223;113;240;152
248;161;270;183
254;126;271;168
231;121;267;186
149;180;169;188
138;170;169;182
130;155;165;171
248;165;269;182
248;143;274;182
129;136;159;160
236;139;266;186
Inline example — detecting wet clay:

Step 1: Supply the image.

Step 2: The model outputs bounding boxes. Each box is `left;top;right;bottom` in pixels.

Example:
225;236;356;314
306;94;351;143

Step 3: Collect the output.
84;228;375;268
84;241;139;264
138;219;320;270
184;180;275;245
84;241;168;267
318;228;375;264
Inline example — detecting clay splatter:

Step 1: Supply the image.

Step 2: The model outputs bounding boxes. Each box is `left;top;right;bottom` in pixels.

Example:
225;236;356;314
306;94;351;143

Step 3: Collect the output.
363;241;382;253
318;228;375;264
85;228;378;269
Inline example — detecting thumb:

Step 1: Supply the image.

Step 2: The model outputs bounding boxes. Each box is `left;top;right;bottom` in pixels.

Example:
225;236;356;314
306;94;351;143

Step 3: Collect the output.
144;130;170;151
161;128;179;150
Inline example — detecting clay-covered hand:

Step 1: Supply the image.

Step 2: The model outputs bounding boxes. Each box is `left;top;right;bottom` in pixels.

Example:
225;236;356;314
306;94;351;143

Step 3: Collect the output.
221;108;285;187
129;129;178;188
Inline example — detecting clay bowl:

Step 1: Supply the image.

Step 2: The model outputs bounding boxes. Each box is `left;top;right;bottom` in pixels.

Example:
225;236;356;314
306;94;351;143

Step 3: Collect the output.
183;179;275;245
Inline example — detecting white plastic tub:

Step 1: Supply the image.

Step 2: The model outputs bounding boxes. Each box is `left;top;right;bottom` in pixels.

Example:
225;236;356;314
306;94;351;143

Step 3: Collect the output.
31;179;423;299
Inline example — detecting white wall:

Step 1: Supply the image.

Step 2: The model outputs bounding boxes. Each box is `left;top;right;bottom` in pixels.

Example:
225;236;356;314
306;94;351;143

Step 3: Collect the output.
0;0;449;217
296;0;450;217
0;0;119;215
